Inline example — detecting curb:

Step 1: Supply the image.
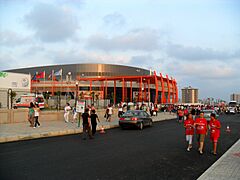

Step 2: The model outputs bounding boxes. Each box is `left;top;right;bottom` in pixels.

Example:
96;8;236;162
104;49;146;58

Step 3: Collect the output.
0;116;176;143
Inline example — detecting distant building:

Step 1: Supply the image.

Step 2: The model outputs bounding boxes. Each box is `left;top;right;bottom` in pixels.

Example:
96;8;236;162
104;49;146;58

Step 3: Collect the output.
181;86;199;104
230;93;240;104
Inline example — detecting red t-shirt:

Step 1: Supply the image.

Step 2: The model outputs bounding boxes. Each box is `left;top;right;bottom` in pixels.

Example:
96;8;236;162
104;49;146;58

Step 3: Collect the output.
184;119;195;135
209;119;221;138
195;118;207;134
184;109;188;115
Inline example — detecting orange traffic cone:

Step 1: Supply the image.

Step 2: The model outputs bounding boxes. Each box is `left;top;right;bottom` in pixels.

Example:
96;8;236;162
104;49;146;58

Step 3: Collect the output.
100;126;106;134
226;125;231;133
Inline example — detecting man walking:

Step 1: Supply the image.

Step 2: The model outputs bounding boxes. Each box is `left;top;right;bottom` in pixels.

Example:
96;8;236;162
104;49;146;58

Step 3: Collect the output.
194;112;208;154
82;108;93;140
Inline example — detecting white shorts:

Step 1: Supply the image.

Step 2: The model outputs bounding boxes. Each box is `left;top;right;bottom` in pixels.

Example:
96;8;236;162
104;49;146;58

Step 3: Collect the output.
186;135;193;144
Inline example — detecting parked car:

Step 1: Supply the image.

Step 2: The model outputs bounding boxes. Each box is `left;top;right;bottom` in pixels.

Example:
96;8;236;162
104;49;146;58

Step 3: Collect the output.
119;110;153;130
202;109;219;121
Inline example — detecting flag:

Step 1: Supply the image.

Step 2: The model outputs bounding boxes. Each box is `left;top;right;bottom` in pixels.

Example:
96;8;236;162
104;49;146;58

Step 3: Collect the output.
31;74;37;80
36;71;45;79
54;69;62;76
48;73;52;80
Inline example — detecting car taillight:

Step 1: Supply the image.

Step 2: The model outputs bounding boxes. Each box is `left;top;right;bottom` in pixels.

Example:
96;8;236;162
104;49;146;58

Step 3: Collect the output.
131;117;138;121
119;117;125;120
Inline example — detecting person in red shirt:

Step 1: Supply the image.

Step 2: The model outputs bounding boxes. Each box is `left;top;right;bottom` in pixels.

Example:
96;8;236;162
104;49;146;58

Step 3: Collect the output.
194;112;208;154
178;109;184;123
208;113;221;155
184;113;195;151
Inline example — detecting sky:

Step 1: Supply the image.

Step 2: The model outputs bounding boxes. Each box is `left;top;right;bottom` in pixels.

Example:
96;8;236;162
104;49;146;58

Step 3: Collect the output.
0;0;239;101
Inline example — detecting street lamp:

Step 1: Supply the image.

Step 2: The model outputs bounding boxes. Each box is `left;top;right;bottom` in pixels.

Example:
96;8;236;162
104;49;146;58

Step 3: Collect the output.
75;81;79;107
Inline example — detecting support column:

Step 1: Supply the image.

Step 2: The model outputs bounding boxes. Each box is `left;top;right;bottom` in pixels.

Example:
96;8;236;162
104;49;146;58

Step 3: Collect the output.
130;80;133;102
154;72;158;104
105;79;108;100
90;80;92;92
171;78;175;103
148;79;150;102
114;80;116;105
166;75;170;103
160;73;165;104
122;78;125;102
139;77;143;102
144;83;147;102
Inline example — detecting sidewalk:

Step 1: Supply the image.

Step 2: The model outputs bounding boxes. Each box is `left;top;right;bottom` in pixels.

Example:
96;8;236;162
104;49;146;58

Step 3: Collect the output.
198;139;240;180
0;112;177;143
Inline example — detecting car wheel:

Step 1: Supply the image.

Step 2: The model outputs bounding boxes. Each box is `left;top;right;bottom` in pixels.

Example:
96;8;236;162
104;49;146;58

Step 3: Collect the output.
139;122;143;130
149;120;153;127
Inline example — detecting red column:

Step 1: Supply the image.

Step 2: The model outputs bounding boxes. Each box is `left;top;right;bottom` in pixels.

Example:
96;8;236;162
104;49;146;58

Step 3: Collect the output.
122;78;125;102
144;83;147;102
105;79;108;99
130;80;133;102
90;80;92;92
101;80;104;99
154;71;158;104
139;77;143;102
160;73;165;104
171;78;175;103
175;80;178;103
148;79;150;102
166;75;170;103
114;80;116;105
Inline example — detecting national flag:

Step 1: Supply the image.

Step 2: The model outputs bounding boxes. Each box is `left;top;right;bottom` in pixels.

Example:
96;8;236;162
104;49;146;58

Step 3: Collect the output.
54;69;62;76
36;71;45;79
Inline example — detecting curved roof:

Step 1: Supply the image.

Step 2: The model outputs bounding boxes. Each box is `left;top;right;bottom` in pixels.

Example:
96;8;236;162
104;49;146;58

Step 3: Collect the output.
6;63;150;80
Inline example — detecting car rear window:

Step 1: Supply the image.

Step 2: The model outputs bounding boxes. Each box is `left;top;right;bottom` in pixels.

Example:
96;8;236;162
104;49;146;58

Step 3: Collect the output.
123;111;140;117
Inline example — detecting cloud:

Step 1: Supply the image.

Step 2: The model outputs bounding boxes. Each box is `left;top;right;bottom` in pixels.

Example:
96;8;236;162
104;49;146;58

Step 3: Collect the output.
0;54;18;71
24;46;45;56
0;31;31;47
103;12;126;28
166;43;240;61
24;3;79;42
86;28;160;51
50;49;130;64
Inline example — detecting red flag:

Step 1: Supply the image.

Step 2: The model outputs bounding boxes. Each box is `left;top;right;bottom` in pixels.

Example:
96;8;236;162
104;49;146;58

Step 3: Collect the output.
36;71;45;79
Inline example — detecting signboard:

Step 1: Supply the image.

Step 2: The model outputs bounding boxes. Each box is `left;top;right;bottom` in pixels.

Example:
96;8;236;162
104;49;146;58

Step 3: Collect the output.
76;100;85;113
0;72;31;90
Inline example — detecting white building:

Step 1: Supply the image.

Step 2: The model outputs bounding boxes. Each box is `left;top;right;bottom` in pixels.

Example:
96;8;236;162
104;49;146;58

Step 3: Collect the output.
0;72;31;108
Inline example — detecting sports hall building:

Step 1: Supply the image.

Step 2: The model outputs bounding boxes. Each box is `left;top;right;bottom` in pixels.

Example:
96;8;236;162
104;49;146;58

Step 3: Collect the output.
6;64;178;104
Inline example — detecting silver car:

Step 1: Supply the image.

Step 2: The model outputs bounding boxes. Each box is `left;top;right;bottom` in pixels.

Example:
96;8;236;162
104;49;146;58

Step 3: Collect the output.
202;109;219;121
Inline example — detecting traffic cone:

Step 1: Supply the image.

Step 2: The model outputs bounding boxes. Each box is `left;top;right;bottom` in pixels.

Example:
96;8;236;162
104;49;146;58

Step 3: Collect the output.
99;126;106;134
226;125;231;133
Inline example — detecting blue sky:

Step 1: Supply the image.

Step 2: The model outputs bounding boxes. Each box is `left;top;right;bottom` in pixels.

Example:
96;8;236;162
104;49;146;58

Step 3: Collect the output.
0;0;239;101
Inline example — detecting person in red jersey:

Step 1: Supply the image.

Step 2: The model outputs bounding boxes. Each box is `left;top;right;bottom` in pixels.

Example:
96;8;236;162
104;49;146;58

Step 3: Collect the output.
184;113;195;151
208;113;221;155
194;112;208;154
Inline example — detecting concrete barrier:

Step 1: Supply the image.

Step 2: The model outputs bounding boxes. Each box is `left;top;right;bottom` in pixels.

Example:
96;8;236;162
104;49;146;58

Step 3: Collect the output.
0;108;119;124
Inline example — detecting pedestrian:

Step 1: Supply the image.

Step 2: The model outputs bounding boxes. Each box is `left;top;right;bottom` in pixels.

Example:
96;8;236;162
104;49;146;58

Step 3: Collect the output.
154;104;158;116
118;104;123;118
72;107;77;123
82;108;93;140
34;103;40;128
178;108;184;123
28;102;35;127
106;104;113;122
209;113;221;155
184;113;195;151
64;103;71;123
184;108;189;120
90;109;100;136
194;112;208;155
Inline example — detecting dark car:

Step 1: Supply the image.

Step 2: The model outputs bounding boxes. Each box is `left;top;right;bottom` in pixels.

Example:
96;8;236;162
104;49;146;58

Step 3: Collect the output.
119;110;153;130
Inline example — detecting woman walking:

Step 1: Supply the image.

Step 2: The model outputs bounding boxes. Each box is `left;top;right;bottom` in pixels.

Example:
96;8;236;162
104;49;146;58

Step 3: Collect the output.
184;113;195;151
34;103;40;128
209;113;221;155
28;102;35;127
64;103;71;123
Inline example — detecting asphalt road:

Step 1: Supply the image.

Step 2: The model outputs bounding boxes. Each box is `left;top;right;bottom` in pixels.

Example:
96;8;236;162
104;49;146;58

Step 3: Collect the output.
0;114;239;180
